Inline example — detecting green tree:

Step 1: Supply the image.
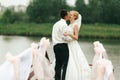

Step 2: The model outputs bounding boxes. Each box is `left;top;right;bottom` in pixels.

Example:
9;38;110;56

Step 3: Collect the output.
75;0;92;23
1;9;27;24
101;0;120;24
1;9;12;23
75;0;120;24
27;0;69;23
89;0;103;23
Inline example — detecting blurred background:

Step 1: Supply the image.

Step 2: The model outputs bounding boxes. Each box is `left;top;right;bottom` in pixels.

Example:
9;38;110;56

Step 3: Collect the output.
0;0;120;80
0;0;120;24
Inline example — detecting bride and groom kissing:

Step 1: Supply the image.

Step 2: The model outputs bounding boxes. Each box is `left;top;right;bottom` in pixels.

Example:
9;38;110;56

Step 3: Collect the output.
52;9;91;80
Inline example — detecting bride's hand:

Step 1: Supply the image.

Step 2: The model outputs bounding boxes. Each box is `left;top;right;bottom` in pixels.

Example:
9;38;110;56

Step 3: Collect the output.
64;32;69;36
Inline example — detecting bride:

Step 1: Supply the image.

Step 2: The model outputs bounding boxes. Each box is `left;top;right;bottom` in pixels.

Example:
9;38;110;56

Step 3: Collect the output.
64;10;91;80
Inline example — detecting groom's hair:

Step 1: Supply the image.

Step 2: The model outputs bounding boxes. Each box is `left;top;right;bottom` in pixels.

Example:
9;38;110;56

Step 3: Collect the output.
60;9;68;19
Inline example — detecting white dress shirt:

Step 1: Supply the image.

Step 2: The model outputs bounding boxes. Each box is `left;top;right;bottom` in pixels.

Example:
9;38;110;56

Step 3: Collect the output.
52;19;69;45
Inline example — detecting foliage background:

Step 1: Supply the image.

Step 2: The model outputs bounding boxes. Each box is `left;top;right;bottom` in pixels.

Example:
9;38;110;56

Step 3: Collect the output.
0;0;120;24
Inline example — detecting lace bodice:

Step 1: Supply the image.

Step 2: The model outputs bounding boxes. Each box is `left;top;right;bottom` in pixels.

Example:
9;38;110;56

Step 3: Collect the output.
64;22;78;35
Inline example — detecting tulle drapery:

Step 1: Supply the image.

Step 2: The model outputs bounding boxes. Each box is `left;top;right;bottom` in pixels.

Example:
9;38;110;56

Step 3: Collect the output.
0;37;55;80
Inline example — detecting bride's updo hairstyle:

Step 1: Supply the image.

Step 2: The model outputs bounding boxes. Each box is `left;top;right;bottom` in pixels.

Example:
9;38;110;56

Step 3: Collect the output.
70;10;79;20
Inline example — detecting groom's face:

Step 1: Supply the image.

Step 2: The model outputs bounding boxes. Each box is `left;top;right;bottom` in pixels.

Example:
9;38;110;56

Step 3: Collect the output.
66;12;70;21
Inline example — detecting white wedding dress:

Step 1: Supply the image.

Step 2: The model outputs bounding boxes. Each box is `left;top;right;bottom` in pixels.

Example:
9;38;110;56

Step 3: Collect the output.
65;14;91;80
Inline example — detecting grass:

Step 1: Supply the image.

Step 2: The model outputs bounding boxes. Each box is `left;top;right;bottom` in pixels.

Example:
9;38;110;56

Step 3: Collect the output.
80;24;120;39
0;23;53;36
0;23;120;39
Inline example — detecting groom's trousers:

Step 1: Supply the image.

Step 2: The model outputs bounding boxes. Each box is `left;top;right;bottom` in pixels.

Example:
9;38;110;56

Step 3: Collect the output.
54;43;69;80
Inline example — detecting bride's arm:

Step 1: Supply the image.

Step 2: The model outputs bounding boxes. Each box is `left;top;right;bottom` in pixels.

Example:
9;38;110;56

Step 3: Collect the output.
65;25;78;40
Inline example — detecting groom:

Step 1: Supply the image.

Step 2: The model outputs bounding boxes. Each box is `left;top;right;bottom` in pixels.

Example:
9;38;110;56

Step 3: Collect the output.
52;9;70;80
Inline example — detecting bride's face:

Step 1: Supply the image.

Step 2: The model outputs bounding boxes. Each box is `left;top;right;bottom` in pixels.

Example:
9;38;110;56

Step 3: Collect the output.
69;13;75;21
